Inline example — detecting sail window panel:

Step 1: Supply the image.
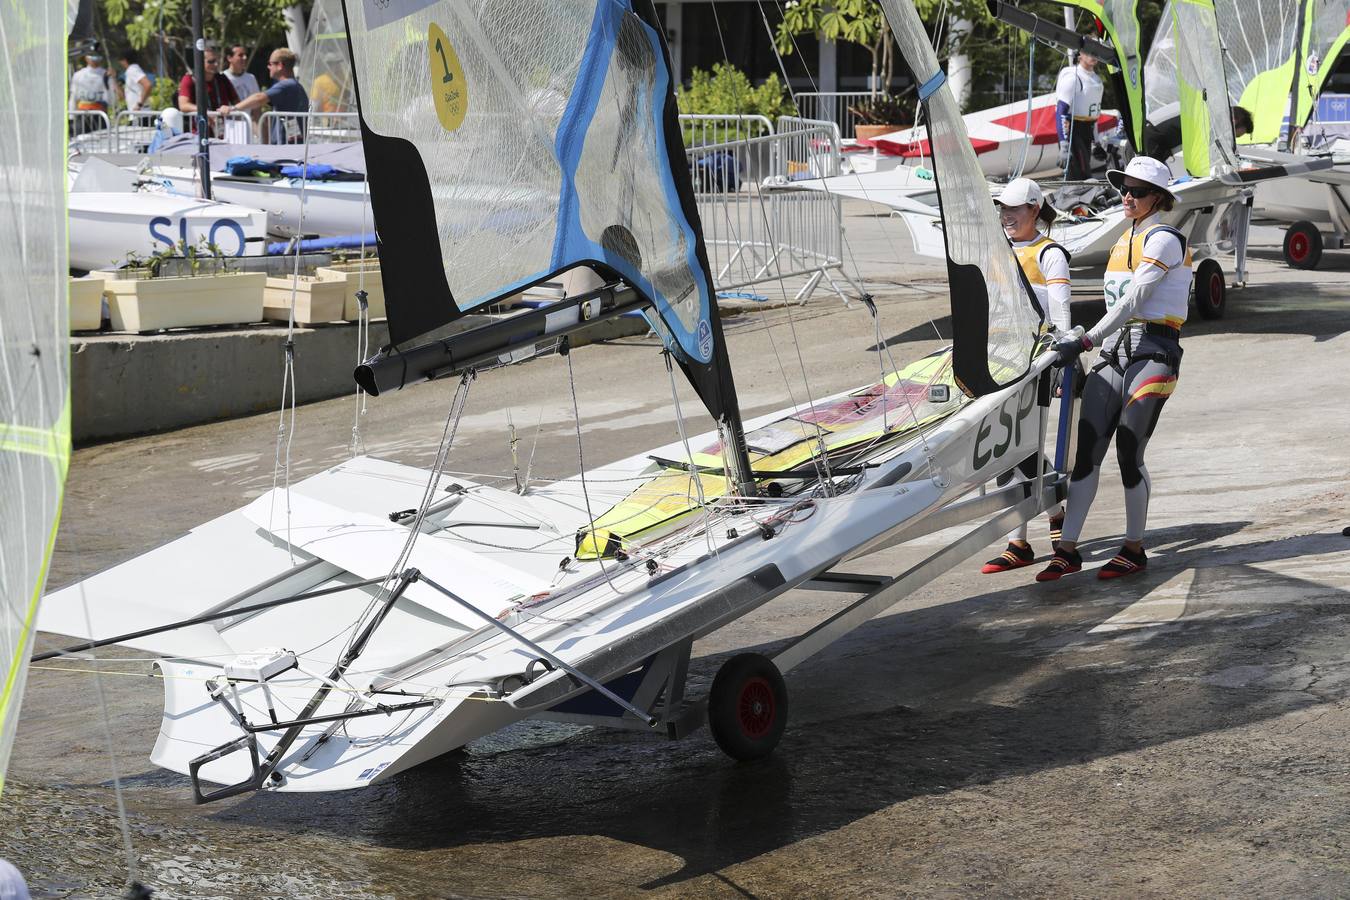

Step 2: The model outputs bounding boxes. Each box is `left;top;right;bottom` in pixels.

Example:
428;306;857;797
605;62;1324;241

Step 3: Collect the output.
1214;0;1302;143
1174;0;1240;175
574;12;703;339
1145;2;1179;116
878;0;1042;391
1298;0;1350;124
0;0;67;788
350;3;572;309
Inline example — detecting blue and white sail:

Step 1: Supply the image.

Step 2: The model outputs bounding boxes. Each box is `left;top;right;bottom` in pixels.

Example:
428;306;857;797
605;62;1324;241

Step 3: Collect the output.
342;2;720;361
0;0;69;792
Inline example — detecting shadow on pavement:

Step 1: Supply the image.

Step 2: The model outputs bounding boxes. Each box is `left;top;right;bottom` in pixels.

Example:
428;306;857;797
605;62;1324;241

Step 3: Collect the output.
201;522;1350;890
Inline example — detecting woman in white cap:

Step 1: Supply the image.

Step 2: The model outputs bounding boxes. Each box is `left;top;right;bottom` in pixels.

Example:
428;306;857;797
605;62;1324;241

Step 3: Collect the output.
980;177;1073;573
1038;156;1190;581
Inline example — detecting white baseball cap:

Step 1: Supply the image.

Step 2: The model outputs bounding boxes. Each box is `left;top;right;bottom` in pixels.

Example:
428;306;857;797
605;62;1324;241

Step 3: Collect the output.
994;177;1043;207
1107;156;1174;197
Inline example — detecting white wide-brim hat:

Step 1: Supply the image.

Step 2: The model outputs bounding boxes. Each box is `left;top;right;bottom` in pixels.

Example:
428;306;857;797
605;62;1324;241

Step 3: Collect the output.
1106;156;1174;197
994;177;1043;207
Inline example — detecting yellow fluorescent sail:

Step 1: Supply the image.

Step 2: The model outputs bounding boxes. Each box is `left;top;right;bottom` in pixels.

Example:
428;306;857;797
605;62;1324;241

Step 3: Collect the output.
0;0;69;794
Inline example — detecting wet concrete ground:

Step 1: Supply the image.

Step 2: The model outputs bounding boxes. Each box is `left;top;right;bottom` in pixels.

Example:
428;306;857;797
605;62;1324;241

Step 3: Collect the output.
5;216;1350;898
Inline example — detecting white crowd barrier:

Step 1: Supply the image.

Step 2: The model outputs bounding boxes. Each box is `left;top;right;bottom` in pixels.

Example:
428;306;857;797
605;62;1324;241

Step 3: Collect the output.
680;114;860;306
257;111;360;144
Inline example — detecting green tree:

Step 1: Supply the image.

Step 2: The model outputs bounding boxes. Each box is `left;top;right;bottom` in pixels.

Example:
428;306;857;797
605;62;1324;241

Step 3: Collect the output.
100;0;294;77
775;0;992;96
677;62;795;143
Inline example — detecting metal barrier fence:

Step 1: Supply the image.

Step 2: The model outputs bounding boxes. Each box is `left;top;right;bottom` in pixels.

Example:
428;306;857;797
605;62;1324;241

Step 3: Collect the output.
257;111;361;144
681;117;860;305
794;92;873;140
68;110;114;152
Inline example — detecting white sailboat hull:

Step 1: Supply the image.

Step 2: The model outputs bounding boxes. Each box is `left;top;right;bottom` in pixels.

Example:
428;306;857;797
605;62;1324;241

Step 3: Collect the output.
149;166;371;239
42;354;1059;794
67;191;270;271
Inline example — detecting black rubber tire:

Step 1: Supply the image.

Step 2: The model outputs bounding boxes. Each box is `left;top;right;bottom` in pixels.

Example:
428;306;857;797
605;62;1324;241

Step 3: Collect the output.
707;652;787;761
1193;258;1227;320
1283;220;1323;270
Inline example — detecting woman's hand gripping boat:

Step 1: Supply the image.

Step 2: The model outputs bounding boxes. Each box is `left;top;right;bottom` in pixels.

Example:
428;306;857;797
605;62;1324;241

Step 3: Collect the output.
37;0;1074;802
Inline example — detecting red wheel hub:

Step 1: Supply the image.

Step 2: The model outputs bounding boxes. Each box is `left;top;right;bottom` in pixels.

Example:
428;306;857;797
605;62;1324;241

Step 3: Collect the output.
1208;274;1223;306
737;676;776;739
1290;233;1310;261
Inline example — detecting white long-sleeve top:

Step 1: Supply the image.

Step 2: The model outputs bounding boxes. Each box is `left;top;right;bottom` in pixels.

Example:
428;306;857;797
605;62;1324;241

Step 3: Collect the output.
1089;213;1192;346
1012;235;1072;333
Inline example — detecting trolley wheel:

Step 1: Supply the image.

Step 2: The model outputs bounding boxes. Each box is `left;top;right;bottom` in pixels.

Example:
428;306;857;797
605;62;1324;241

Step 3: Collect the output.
707;652;787;761
1283;220;1323;269
1192;258;1227;320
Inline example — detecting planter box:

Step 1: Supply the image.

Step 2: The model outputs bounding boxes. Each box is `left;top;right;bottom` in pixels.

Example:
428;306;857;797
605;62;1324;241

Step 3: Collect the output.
315;262;384;320
95;271;266;333
263;275;347;325
69;276;105;331
854;123;903;143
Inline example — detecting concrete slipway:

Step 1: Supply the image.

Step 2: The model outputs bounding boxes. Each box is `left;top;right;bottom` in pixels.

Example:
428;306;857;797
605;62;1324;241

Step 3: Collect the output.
5;211;1350;898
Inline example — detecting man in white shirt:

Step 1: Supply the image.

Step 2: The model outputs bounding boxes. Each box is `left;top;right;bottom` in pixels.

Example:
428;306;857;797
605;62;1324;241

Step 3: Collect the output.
117;49;152;112
223;44;261;119
1054;51;1104;180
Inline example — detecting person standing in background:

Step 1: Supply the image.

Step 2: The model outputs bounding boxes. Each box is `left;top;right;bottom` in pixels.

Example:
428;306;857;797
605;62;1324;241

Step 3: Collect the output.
1055;51;1104;181
117;49;152;112
70;52;112;118
223;44;261;120
178;44;239;136
232;48;310;144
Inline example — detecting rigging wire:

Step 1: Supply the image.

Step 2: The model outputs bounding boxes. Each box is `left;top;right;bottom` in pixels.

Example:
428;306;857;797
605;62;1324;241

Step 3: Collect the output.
663;349;719;559
351;167;372;458
266;109;316;563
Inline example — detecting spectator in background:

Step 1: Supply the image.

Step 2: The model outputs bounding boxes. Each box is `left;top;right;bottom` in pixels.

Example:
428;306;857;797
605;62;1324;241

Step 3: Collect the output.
1055;50;1104;181
177;44;238;135
233;48;310;144
117;49;152;112
70;52;112;119
223;44;260;113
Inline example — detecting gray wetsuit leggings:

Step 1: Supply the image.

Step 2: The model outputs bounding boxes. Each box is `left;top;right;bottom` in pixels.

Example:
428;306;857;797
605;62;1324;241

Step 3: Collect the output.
1060;327;1181;545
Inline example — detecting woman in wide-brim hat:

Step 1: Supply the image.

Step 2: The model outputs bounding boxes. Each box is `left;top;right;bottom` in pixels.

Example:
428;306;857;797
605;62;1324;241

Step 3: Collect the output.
1038;156;1192;582
980;177;1073;574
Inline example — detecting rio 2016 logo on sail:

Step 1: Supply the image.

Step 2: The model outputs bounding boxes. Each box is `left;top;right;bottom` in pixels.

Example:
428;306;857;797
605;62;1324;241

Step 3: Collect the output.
427;23;468;132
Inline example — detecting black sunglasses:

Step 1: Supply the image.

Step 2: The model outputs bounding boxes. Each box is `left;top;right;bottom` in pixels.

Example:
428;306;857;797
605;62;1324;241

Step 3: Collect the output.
1118;183;1157;198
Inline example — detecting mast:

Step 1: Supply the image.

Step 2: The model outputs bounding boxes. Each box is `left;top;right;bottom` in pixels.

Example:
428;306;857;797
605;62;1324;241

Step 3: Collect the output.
191;0;212;199
1286;0;1309;148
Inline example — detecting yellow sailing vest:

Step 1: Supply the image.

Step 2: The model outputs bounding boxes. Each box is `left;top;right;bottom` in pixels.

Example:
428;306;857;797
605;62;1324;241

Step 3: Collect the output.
1102;221;1193;330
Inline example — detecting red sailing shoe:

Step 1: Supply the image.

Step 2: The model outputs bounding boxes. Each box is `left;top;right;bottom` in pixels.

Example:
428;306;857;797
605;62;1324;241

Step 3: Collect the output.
1035;546;1083;582
981;542;1036;574
1097;546;1148;579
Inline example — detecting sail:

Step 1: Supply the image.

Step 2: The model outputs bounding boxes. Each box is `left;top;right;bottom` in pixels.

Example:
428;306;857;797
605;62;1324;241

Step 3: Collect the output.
302;0;356;113
340;2;722;365
878;0;1042;396
1295;0;1350;127
0;0;69;793
1150;0;1240;176
1046;1;1147;150
1214;0;1303;143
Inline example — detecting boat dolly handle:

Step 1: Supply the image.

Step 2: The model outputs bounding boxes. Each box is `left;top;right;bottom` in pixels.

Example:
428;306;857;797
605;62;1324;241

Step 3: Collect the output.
187;734;266;804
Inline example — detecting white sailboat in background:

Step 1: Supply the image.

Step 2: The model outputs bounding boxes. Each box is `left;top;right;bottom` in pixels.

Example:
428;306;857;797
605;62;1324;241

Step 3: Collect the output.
39;0;1075;800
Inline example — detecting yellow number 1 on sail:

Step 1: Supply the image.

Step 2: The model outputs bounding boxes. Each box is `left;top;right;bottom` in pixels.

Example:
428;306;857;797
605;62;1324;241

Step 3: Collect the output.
427;23;468;132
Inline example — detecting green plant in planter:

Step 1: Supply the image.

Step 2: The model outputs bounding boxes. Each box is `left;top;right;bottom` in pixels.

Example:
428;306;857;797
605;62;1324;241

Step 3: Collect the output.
848;92;913;127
